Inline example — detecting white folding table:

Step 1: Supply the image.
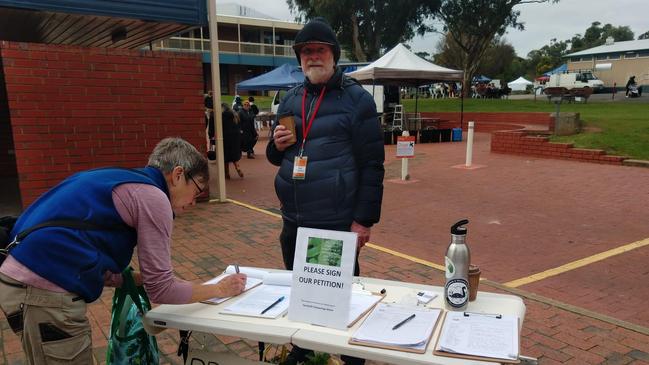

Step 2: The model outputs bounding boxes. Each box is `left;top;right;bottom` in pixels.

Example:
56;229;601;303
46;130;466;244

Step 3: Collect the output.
143;270;526;365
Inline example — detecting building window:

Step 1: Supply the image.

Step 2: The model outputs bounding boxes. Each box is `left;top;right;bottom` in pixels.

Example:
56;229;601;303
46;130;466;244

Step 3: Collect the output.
595;54;608;60
638;50;649;58
624;52;638;59
580;56;592;61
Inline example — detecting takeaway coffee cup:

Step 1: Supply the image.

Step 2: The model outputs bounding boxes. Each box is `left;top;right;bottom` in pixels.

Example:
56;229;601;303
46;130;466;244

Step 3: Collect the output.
278;113;297;144
468;264;481;302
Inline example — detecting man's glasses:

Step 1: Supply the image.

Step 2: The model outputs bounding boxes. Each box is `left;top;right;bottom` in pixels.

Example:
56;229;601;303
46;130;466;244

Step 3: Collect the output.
187;173;203;195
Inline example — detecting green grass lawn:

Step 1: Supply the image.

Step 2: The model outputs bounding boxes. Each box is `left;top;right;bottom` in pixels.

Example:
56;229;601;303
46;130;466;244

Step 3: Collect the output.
220;95;649;160
404;98;649;160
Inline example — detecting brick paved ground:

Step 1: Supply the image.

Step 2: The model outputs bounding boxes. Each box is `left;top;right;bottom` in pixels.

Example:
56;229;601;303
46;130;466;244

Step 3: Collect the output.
2;132;649;364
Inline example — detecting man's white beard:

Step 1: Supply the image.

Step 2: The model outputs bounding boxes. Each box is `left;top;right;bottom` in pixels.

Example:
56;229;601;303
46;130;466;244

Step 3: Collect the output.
305;67;334;85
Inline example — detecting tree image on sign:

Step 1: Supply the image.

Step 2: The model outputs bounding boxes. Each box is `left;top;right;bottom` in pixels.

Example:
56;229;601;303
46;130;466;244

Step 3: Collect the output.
306;237;343;267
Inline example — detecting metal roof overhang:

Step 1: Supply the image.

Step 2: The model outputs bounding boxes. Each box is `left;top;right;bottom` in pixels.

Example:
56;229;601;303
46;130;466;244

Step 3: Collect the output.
0;0;207;48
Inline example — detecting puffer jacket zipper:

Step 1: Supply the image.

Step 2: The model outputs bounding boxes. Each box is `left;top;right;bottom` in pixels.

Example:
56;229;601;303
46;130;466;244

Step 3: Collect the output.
293;88;320;226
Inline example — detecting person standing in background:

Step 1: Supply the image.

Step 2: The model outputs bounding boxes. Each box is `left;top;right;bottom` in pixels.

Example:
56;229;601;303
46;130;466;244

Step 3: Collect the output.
222;103;244;179
239;100;258;159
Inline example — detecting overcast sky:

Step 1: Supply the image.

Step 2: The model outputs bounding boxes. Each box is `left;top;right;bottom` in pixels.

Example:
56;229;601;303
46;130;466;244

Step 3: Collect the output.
219;0;648;58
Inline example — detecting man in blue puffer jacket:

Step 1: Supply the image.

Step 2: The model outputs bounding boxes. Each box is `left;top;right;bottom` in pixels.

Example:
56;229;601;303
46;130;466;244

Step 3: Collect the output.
266;17;384;365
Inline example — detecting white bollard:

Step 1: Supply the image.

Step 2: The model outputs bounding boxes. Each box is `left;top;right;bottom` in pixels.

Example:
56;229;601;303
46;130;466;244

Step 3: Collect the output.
401;130;410;180
465;121;475;167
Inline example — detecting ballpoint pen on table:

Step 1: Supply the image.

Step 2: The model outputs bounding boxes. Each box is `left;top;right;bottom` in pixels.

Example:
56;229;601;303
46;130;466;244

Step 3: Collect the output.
463;311;502;319
392;313;416;330
261;296;285;315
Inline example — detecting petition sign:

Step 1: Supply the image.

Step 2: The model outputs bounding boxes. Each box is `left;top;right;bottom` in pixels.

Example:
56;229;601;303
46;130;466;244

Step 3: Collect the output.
289;228;357;329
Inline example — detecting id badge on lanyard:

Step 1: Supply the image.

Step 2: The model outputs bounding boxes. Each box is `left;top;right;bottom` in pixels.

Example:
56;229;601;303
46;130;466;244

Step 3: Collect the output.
292;155;308;180
292;86;326;180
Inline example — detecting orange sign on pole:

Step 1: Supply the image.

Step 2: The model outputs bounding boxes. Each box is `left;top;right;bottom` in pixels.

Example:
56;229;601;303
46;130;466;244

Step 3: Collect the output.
396;136;416;158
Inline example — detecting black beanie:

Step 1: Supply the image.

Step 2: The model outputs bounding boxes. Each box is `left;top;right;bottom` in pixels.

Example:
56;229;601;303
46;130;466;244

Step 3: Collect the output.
292;17;340;65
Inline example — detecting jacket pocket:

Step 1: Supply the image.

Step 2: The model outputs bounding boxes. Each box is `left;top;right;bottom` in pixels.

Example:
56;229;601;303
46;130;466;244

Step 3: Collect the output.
41;330;91;364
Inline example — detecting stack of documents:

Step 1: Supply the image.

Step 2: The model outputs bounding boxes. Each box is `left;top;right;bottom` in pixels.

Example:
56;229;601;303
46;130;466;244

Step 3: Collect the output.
350;303;441;352
220;271;293;319
436;311;519;362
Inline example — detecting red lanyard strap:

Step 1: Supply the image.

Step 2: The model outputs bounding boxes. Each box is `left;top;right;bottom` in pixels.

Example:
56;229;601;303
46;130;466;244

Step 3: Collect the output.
300;86;327;150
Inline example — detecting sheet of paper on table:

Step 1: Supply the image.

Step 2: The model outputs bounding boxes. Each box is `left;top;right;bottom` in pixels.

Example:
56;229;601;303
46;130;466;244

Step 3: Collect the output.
220;273;293;319
437;311;519;361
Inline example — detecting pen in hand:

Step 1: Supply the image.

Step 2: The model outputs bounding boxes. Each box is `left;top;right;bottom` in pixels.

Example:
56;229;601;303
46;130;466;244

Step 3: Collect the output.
234;264;240;274
261;296;285;315
392;314;416;330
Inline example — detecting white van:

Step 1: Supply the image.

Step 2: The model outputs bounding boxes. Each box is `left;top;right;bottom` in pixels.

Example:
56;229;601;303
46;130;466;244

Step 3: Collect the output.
548;71;604;92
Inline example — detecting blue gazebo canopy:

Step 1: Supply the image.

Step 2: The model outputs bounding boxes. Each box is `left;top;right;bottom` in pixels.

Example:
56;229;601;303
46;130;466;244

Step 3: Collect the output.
0;0;206;48
472;75;491;83
236;64;304;91
543;64;567;76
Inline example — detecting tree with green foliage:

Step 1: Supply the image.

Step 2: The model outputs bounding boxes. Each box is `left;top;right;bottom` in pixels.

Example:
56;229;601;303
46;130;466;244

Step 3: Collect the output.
434;34;519;82
286;0;440;62
428;0;559;96
639;31;649;40
569;22;635;53
527;38;569;75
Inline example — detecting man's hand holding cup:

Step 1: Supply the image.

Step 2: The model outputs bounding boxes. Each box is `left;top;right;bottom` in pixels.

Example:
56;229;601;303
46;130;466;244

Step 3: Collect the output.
274;114;297;151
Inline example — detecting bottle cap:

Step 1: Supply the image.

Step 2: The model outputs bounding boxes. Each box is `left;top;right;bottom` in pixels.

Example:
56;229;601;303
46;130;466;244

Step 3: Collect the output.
450;219;469;235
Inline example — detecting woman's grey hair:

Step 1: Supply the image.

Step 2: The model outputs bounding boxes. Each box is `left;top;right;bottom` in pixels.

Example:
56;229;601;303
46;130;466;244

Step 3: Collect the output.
148;137;209;181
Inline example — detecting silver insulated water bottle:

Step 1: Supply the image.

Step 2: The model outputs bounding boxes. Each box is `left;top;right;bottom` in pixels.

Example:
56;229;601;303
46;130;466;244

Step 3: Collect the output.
444;219;470;310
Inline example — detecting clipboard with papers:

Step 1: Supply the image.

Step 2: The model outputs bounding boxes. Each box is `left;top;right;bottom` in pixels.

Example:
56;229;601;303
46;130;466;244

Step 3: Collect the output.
201;265;267;304
433;311;521;363
348;303;442;354
346;290;385;327
220;271;293;319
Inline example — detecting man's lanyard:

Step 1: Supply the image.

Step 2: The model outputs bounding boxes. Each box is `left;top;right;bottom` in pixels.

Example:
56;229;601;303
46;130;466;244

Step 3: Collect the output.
299;86;327;156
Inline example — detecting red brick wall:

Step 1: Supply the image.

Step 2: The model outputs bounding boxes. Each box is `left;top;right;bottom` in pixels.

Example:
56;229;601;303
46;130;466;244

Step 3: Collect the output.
491;131;626;165
0;41;205;206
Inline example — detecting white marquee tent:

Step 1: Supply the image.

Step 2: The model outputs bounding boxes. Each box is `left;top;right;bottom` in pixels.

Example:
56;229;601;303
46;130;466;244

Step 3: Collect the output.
508;76;533;91
347;43;463;84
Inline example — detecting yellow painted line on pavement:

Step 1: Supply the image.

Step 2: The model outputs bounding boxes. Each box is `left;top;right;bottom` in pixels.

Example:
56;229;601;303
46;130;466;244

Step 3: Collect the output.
365;243;446;271
221;199;649;290
219;199;447;271
504;237;649;288
217;198;283;219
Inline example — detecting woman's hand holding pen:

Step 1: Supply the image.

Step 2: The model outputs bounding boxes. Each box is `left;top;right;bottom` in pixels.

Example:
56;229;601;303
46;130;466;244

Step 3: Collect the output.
216;273;247;297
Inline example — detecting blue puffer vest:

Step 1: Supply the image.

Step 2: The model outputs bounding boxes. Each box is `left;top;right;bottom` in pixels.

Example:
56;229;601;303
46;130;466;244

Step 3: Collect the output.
266;68;385;228
10;167;169;302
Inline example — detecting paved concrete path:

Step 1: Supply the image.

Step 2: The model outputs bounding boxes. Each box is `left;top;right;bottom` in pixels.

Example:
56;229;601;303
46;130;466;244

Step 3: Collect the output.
2;133;648;364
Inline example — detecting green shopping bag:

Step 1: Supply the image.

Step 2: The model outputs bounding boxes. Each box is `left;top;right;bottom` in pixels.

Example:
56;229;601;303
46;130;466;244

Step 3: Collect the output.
106;268;159;365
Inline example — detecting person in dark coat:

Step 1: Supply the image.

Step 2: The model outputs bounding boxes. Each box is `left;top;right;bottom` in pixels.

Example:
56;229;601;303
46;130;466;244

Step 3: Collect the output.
626;76;636;97
232;95;243;112
222;103;244;179
266;17;384;365
204;91;215;156
238;101;258;159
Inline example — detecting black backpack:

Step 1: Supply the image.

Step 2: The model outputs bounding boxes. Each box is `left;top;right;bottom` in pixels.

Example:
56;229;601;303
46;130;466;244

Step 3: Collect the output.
0;216;18;264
